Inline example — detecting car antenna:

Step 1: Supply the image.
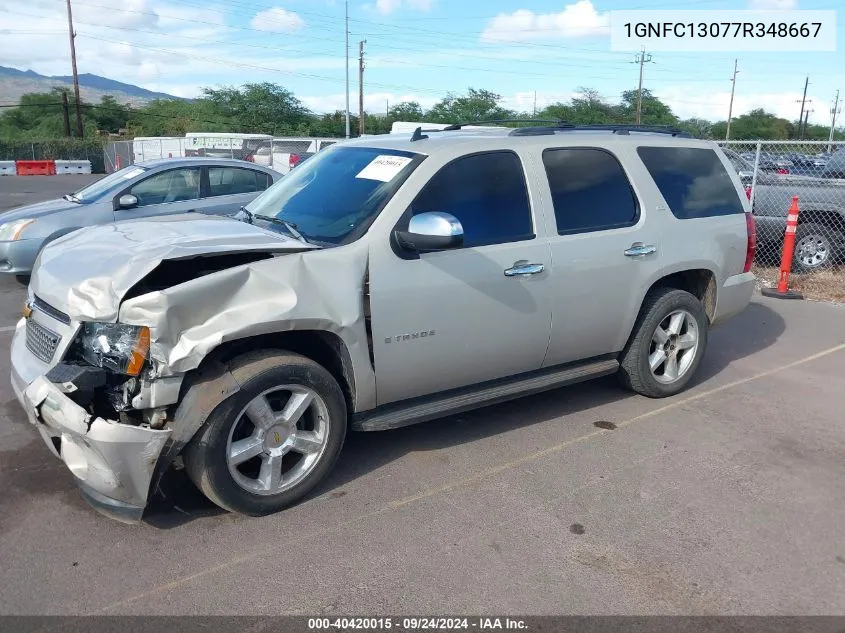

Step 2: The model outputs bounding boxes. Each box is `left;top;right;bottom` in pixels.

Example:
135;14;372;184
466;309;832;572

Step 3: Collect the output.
410;127;428;142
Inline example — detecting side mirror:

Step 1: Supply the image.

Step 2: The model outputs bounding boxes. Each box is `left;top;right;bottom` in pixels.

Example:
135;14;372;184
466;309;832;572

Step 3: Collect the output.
395;212;464;253
118;194;138;209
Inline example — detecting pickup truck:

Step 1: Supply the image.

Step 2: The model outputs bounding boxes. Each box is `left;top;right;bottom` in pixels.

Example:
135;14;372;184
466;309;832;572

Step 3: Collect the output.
723;148;845;271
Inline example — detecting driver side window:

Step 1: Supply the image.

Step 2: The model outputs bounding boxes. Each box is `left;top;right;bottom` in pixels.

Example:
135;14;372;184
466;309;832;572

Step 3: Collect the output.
409;151;533;248
129;168;200;206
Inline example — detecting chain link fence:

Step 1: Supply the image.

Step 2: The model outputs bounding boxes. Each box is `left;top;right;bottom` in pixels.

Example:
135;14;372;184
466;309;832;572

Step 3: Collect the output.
717;140;845;302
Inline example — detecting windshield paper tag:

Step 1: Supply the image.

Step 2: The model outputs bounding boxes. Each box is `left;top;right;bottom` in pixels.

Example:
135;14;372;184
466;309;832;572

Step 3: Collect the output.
355;155;412;182
122;168;145;179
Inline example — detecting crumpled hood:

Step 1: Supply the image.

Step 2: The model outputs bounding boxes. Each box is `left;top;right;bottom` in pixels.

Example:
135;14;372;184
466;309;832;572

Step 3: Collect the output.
30;214;315;322
0;198;77;223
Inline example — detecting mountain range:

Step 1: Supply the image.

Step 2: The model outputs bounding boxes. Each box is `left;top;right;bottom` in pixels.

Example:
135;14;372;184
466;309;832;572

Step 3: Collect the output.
0;65;180;106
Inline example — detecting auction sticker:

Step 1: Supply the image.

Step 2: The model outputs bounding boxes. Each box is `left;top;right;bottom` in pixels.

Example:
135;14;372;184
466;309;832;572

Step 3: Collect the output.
356;155;413;182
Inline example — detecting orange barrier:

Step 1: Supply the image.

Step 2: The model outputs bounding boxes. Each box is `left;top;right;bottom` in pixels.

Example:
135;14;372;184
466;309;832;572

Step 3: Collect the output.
15;160;57;176
761;196;804;300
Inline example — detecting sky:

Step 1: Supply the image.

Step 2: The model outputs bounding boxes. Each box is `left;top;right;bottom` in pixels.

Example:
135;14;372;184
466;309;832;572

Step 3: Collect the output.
0;0;842;125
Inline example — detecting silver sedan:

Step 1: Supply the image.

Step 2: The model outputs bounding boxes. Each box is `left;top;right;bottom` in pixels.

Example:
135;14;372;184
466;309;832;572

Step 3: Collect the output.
0;157;280;281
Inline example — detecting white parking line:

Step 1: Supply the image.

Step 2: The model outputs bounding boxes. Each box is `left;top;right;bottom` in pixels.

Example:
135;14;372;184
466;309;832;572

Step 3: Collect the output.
0;325;17;333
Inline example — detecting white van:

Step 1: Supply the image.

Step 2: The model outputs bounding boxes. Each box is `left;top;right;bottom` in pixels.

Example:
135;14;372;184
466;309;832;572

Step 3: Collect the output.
184;133;273;165
270;138;343;174
131;137;186;162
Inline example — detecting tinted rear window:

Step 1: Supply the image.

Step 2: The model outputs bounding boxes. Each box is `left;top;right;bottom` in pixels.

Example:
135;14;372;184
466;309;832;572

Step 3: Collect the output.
273;140;311;153
637;147;745;219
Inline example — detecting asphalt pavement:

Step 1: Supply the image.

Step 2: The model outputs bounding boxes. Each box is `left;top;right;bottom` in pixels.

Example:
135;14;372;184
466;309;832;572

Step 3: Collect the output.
1;176;844;615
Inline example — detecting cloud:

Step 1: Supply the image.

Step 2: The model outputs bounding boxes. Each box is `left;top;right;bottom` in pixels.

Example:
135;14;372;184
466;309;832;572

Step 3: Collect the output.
250;7;305;33
654;86;819;121
748;0;797;9
372;0;434;15
480;1;610;43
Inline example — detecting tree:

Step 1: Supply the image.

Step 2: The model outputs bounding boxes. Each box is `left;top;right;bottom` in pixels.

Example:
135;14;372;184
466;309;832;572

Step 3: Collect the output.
388;101;424;122
540;87;619;124
618;89;678;125
426;88;513;123
90;95;130;133
677;117;713;139
714;109;792;140
201;83;311;134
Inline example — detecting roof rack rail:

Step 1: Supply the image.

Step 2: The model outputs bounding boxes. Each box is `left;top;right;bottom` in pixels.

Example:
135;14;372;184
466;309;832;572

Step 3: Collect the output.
442;119;565;131
509;123;691;137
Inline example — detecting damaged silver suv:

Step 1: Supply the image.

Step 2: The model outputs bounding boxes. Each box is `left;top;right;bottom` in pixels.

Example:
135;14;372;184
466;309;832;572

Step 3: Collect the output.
10;124;756;523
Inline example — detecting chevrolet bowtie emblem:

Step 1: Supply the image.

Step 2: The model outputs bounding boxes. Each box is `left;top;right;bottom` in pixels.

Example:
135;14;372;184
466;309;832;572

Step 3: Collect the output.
273;431;282;445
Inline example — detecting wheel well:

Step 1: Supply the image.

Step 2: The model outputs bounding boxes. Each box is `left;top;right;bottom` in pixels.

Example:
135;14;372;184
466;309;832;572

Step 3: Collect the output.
798;210;845;232
195;331;356;414
649;269;716;321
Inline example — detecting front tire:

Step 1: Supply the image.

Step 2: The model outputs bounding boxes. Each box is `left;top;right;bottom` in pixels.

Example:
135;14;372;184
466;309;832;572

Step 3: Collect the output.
183;351;347;516
618;288;709;398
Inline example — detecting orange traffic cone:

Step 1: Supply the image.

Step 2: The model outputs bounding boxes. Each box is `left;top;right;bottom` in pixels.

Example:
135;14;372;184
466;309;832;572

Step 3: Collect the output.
761;196;803;300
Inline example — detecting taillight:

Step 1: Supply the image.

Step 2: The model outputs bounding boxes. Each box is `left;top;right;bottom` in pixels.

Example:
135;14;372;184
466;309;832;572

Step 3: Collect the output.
776;167;789;175
245;154;254;163
744;185;752;200
744;212;757;273
289;154;301;169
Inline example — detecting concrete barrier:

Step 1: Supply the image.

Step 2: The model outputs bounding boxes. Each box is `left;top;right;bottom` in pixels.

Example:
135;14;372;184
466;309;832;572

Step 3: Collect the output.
0;161;15;176
55;160;93;175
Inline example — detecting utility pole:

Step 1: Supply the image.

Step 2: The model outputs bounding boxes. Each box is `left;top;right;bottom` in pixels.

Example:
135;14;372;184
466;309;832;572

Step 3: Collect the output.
725;59;739;140
532;91;537;117
829;90;841;152
64;0;84;137
61;91;71;137
797;76;809;135
344;0;350;139
358;39;366;136
800;109;813;140
633;47;653;125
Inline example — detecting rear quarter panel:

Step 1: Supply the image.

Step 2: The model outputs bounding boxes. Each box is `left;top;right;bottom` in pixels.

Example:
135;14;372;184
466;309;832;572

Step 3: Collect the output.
624;142;748;330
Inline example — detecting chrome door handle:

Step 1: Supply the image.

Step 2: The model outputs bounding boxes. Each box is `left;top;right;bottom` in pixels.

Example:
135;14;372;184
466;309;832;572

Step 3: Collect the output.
624;242;657;257
504;261;545;277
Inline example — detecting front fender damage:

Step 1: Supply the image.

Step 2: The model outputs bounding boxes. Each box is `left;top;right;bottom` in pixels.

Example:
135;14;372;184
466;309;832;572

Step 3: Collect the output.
119;241;375;407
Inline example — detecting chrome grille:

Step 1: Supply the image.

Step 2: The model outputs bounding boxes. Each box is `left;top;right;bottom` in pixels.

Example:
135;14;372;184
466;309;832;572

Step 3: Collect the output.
25;318;61;363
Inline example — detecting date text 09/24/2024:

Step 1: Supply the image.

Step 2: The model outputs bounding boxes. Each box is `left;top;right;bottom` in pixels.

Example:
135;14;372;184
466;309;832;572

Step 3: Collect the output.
307;618;528;630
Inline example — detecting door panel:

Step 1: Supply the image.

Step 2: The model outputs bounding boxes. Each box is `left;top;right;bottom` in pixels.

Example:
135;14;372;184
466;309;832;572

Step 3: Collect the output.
367;149;552;406
539;146;664;366
368;242;552;405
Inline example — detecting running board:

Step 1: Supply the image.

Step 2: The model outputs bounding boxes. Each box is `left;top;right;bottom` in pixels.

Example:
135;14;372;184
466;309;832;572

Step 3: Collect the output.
352;358;619;432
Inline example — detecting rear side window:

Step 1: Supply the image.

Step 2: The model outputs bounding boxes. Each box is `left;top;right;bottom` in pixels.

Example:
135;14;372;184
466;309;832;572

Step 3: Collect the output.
272;140;311;154
542;148;639;234
637;147;745;219
410;151;533;247
207;167;271;197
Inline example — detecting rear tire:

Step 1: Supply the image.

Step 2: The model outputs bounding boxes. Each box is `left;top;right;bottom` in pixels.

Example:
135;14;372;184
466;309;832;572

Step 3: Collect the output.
793;222;842;272
183;350;347;516
618;288;709;398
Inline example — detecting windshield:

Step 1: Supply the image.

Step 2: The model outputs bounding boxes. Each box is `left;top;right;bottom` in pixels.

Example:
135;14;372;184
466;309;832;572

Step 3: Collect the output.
245;146;422;244
73;165;149;202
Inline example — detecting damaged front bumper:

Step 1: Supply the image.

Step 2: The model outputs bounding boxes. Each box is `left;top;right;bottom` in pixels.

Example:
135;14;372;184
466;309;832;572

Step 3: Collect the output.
12;366;171;524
